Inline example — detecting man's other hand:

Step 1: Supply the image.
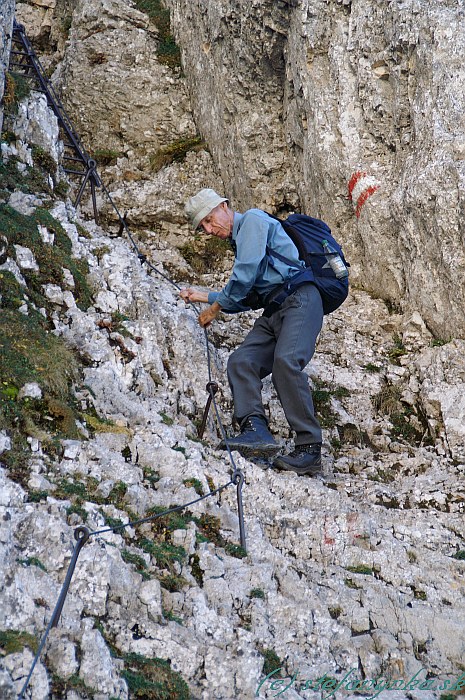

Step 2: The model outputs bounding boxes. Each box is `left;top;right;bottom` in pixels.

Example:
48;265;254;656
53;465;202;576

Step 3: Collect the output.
198;302;221;328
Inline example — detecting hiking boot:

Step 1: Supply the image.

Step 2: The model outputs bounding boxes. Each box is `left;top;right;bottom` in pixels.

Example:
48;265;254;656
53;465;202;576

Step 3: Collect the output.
272;444;322;476
219;416;279;457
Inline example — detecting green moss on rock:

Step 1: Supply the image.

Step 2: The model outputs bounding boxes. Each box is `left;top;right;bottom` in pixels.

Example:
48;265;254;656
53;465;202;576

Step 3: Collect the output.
131;0;181;67
179;235;232;275
0;204;93;311
149;136;205;171
122;658;189;700
0;629;39;655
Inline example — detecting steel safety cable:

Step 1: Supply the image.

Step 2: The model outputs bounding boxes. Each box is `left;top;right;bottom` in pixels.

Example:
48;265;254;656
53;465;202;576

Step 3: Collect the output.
16;479;235;700
97;177;241;471
17;611;59;700
98;179;184;290
94;180;246;536
89;477;235;537
17;181;246;700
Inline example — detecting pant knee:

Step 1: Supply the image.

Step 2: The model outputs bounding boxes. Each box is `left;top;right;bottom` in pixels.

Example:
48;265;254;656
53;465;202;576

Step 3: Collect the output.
272;353;304;378
228;348;248;376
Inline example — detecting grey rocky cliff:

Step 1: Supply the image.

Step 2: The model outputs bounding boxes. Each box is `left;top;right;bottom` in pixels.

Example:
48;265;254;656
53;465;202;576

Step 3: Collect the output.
1;2;465;699
12;0;465;337
165;0;465;340
1;99;465;699
52;0;197;174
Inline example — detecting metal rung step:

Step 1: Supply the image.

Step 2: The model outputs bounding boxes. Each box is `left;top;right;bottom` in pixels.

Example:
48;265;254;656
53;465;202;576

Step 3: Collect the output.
62;143;86;155
63;155;86;162
63;168;86;176
8;62;34;69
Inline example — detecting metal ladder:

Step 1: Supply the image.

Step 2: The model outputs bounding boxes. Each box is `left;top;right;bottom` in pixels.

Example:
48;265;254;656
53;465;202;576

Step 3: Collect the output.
8;19;101;222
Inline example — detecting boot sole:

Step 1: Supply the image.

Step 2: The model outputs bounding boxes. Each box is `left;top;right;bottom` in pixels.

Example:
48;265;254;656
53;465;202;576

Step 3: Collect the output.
222;442;280;458
273;458;322;476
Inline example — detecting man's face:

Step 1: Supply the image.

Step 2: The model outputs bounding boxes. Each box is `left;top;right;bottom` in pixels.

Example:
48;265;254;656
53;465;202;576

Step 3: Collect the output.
199;202;231;238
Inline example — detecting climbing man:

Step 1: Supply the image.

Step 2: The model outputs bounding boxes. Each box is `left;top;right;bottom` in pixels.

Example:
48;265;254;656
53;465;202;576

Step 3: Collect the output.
180;188;324;476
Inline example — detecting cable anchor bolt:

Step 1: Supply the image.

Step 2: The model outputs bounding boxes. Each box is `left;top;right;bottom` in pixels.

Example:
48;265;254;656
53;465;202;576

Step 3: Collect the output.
197;381;219;439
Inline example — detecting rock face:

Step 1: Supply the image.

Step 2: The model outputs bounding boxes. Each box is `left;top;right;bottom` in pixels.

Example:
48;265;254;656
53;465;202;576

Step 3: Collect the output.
51;0;465;337
166;0;465;339
1;4;465;700
54;0;196;171
0;0;15;134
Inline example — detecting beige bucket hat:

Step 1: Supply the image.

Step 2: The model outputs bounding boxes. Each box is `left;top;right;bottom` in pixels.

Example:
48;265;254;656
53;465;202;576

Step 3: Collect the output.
184;188;228;230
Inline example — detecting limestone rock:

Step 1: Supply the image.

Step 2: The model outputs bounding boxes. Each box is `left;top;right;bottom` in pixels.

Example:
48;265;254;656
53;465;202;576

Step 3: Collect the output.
2;5;465;699
415;341;465;461
8;190;43;216
0;432;12;455
14;93;61;167
14;245;40;272
166;0;465;339
18;382;43;400
79;626;128;699
45;634;79;679
54;0;196;172
2;650;49;699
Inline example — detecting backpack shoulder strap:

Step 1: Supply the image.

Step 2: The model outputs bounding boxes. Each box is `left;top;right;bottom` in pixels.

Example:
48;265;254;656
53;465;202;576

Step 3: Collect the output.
266;212;306;256
263;211;306;269
265;244;301;270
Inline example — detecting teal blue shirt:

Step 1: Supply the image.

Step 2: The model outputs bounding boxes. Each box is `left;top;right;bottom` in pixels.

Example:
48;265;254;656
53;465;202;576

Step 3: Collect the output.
208;209;304;312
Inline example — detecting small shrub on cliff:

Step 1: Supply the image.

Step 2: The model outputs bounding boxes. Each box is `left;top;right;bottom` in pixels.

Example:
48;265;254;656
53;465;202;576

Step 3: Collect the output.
0;204;93;310
92;148;123;166
131;0;181;67
179;235;232;275
372;382;434;446
260;648;284;676
0;630;38;655
0;155;51;196
149;136;206;171
0;199;97;484
0;307;81;478
3;72;32;115
122;653;189;699
31;144;56;175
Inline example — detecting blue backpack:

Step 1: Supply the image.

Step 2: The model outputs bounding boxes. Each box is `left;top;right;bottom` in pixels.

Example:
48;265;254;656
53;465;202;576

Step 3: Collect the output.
265;213;350;315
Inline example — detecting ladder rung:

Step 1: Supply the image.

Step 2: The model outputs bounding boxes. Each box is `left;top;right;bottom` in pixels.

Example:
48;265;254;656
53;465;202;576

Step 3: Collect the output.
63;155;85;162
62;143;86;157
8;71;37;80
63;168;86;176
8;62;33;69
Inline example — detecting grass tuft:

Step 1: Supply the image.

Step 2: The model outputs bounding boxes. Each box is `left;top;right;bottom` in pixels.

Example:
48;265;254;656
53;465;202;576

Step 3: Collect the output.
0;629;39;655
131;0;181;67
149;136;205;171
121;653;189;699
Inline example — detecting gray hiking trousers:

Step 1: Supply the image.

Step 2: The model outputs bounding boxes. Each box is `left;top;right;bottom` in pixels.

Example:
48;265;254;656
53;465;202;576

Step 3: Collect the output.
227;282;324;445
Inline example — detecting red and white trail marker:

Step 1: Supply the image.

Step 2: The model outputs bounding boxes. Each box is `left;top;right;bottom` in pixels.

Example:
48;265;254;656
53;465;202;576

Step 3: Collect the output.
348;171;380;218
